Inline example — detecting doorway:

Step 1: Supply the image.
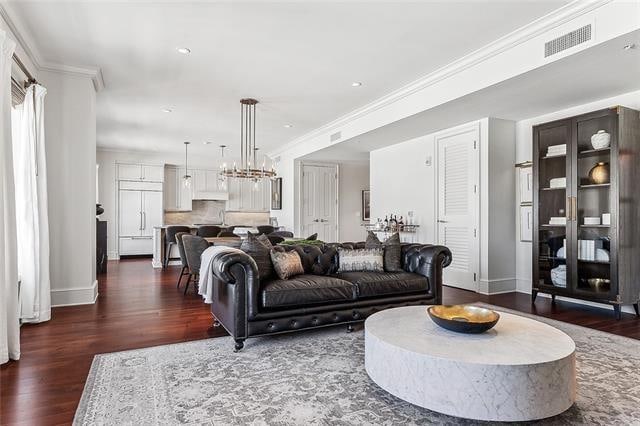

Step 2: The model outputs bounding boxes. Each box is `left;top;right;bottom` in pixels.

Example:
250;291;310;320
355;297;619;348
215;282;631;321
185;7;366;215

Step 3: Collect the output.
299;163;338;242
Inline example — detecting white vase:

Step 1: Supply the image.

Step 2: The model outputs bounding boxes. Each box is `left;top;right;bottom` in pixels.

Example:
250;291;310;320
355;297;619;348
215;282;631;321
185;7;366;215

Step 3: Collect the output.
590;130;610;149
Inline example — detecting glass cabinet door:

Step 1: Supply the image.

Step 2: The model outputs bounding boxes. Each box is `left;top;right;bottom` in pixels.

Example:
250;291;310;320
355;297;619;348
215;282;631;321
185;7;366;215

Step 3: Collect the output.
535;121;571;290
572;112;616;299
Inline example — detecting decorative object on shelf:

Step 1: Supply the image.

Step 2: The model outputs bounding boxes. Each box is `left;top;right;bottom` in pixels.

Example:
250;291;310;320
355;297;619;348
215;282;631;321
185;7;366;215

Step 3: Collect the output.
520;205;532;242
590;130;611;149
587;278;610;292
548;216;567;226
183;141;192;188
361;190;370;221
549;177;566;189
363;222;419;233
271;177;282;210
96;203;104;216
551;265;567;288
427;305;500;334
602;213;611;225
595;248;610;262
545;144;566;157
220;98;276;181
584;217;600;225
588;162;609;184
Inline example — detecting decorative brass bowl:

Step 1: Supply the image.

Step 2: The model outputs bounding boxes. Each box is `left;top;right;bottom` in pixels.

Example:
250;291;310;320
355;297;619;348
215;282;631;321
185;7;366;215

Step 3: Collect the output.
427;305;500;334
587;278;610;292
588;162;609;184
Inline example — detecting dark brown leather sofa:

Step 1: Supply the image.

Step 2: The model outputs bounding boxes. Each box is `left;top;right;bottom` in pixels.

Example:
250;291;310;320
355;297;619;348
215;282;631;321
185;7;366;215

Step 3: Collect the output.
208;242;452;350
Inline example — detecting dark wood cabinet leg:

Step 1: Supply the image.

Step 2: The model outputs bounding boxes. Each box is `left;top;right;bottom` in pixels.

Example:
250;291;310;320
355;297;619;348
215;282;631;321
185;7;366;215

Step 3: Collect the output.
234;339;245;352
633;303;639;317
551;294;556;304
531;289;538;304
613;304;622;320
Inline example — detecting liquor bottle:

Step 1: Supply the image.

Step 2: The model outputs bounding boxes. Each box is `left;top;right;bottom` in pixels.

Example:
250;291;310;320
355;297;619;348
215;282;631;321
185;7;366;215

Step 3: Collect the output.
398;216;404;231
384;215;389;229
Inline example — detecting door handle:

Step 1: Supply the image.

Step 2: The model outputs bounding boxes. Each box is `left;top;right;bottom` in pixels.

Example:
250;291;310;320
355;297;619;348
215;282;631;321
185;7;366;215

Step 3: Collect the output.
571;196;577;222
313;219;319;222
139;212;143;230
437;220;448;223
143;212;146;230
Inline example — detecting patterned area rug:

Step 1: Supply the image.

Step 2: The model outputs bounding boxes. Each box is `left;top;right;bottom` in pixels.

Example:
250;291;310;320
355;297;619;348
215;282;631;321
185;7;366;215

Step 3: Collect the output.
74;305;640;425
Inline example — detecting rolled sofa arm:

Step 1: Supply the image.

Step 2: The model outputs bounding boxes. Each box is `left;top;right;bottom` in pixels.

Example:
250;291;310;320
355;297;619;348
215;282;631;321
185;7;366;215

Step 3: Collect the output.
209;248;260;340
401;244;452;304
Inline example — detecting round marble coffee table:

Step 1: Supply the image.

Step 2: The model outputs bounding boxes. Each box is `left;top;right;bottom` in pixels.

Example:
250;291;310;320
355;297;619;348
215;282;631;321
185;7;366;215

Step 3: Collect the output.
365;306;576;422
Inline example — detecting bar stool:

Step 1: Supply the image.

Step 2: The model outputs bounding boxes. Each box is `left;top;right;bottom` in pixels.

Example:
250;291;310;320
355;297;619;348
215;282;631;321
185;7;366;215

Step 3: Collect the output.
174;232;190;289
164;226;191;269
256;225;275;235
196;225;222;238
182;235;210;295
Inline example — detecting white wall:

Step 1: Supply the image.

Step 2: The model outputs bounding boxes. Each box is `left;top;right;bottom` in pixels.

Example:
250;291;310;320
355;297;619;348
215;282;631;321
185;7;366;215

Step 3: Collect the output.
41;70;97;306
338;162;369;242
514;90;640;295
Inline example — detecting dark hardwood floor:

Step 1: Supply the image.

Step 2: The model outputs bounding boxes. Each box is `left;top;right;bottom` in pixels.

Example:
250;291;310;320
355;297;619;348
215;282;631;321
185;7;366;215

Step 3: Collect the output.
1;258;638;425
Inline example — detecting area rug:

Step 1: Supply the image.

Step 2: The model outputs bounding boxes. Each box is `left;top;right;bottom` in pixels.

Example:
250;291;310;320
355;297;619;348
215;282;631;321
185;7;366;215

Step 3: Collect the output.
74;305;640;425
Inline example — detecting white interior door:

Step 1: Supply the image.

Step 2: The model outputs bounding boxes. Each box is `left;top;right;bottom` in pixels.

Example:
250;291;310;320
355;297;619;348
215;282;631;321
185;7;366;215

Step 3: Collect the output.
437;128;479;291
301;164;337;242
142;191;163;237
119;190;143;237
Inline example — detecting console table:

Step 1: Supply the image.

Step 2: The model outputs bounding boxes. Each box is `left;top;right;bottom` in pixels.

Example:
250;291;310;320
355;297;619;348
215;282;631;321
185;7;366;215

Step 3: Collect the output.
365;306;576;422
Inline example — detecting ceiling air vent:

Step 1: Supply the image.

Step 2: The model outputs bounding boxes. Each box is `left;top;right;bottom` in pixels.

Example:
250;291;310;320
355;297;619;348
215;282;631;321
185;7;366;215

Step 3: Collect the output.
330;131;342;142
545;24;591;58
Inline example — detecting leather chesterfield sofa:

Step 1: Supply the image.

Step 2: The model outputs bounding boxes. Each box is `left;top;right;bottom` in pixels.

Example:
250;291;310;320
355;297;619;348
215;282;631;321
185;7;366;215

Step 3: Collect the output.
208;241;452;350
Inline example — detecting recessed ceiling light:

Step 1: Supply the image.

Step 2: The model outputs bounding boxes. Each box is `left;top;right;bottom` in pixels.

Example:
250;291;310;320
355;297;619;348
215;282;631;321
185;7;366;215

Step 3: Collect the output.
162;108;172;113
623;43;636;50
284;124;293;128
351;82;362;87
177;47;191;55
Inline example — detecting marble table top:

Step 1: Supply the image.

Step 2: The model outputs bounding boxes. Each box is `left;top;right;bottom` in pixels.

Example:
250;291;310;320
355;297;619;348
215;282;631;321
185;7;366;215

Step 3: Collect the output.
366;305;575;365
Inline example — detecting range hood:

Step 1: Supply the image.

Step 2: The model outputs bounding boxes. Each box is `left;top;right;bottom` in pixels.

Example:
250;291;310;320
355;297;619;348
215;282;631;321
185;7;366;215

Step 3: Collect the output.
192;190;229;201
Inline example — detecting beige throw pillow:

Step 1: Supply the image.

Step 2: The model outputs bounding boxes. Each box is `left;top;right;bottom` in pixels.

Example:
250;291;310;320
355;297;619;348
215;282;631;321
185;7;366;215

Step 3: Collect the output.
270;250;305;280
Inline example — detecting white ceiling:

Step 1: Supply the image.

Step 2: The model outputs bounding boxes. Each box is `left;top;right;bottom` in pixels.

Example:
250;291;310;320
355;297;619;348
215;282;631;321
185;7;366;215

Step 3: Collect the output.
302;30;640;162
8;1;570;160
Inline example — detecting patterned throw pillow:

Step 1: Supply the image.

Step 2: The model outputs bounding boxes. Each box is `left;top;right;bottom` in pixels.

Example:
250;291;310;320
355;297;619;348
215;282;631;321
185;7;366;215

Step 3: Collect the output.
270;250;305;280
337;248;384;272
241;232;274;280
365;231;402;272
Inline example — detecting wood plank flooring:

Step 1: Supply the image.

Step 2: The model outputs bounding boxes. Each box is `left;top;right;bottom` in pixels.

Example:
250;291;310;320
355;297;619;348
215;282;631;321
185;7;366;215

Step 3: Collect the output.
1;258;638;425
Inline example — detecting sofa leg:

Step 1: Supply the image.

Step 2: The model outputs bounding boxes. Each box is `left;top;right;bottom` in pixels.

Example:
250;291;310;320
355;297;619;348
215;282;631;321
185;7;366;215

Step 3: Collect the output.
346;324;354;333
234;339;245;352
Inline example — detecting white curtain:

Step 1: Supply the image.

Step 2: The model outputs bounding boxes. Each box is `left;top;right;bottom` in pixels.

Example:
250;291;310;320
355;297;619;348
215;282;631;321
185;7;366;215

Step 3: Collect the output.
12;83;51;323
0;31;20;364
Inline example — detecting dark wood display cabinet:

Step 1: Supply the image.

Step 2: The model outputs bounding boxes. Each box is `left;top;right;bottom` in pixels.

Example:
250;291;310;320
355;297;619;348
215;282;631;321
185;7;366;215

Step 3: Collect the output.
532;106;640;319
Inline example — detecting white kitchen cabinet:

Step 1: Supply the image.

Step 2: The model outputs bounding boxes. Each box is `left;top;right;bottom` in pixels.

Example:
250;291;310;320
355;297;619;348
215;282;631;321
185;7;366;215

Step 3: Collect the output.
118;163;164;182
164;165;192;211
226;177;269;212
118;188;163;255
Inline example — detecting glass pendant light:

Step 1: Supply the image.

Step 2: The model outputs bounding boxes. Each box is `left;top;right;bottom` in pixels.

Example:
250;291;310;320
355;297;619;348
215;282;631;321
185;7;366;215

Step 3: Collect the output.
183;141;191;188
218;144;227;190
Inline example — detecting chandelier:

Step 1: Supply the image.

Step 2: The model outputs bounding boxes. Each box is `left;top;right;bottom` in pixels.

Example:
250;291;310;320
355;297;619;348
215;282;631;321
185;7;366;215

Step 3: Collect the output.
220;98;276;180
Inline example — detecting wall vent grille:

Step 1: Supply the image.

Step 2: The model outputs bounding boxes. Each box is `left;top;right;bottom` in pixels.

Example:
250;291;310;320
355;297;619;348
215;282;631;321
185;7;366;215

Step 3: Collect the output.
330;131;342;142
545;24;591;58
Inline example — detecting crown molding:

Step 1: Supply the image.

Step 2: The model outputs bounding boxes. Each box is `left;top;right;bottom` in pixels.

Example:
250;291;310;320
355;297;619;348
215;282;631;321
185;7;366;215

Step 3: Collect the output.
0;3;104;92
268;0;611;157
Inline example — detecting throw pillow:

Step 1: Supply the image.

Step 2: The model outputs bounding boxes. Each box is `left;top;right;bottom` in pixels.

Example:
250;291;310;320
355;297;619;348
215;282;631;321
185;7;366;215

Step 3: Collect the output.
337;248;384;272
241;232;274;280
270;250;305;280
364;231;402;272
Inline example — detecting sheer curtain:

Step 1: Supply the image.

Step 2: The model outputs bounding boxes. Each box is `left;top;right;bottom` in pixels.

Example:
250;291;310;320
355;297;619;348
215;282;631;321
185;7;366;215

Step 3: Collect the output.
0;31;19;364
12;83;51;323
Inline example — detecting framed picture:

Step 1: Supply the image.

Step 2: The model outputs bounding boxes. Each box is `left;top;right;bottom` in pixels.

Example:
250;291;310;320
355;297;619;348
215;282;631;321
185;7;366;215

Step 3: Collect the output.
520;205;532;242
362;190;370;221
518;166;533;205
271;177;282;210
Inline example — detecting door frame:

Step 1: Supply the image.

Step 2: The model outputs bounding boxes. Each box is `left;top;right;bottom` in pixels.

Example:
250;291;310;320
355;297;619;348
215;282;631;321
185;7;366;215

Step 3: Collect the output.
434;123;481;292
296;161;339;241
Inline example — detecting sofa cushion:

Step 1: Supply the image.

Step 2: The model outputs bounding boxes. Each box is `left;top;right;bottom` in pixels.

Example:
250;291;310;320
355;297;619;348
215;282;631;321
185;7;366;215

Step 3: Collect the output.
270;250;305;280
336;271;429;298
365;231;403;272
338;248;384;272
241;232;274;280
261;275;356;308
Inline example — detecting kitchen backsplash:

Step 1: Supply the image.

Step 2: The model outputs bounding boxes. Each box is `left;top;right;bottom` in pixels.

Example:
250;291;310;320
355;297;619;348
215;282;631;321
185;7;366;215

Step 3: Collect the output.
163;200;270;226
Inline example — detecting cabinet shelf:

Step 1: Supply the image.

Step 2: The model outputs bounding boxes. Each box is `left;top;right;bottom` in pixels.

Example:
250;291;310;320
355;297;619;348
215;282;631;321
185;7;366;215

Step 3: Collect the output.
578;147;610;157
579;183;610;189
541;154;566;160
577;259;610;265
541;187;566;191
579;224;609;228
541;224;566;228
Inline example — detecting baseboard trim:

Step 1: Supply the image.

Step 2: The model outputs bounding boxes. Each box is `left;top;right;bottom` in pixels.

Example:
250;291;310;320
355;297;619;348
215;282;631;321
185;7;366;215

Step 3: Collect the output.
107;251;119;260
477;278;516;295
51;280;99;307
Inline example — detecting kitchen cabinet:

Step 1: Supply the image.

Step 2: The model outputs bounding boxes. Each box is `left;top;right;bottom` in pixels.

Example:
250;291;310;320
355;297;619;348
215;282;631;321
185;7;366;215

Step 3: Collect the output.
118;185;163;255
164;166;192;211
226;177;270;212
192;169;229;200
117;163;164;182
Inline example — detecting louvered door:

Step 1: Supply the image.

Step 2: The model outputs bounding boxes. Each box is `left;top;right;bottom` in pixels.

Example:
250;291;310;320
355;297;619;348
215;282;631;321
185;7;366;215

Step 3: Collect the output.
437;128;479;291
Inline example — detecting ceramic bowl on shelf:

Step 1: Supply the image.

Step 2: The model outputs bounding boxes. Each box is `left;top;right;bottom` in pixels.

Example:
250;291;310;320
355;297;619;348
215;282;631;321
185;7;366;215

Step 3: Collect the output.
590;130;611;150
427;305;500;334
